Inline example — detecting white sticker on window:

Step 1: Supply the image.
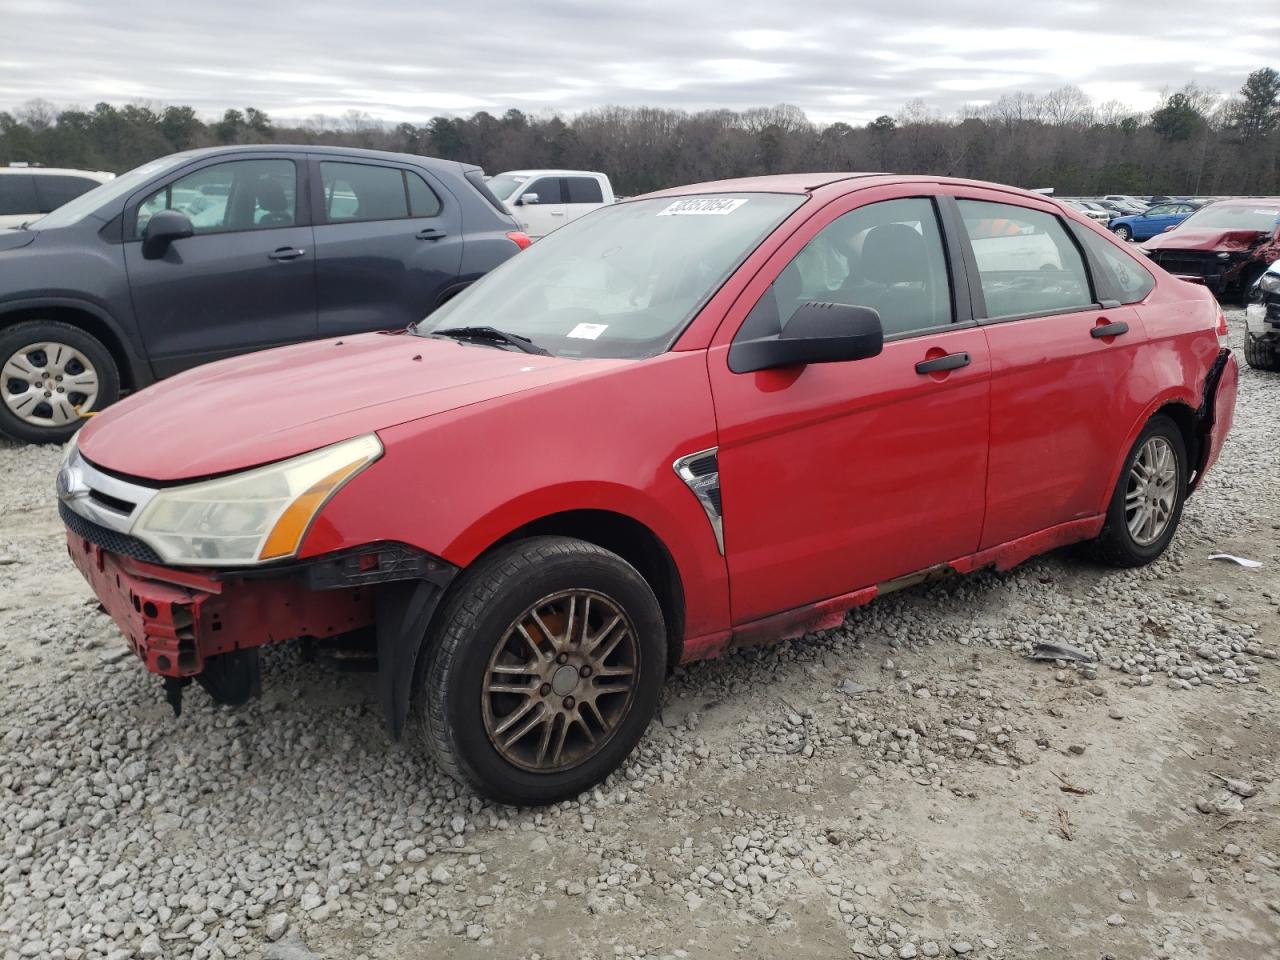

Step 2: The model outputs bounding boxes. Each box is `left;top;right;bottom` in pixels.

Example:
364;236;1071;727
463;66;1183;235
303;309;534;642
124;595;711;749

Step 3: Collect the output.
657;197;749;216
567;322;608;340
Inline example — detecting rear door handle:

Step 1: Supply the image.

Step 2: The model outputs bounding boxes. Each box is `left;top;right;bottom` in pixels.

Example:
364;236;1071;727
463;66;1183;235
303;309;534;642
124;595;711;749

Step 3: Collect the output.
268;247;306;261
415;227;447;240
1091;321;1129;339
915;352;971;375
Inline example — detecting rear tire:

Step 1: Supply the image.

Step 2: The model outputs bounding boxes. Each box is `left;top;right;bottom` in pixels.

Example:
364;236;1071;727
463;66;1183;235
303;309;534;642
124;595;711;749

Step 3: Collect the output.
0;320;120;444
417;536;667;805
1087;415;1187;567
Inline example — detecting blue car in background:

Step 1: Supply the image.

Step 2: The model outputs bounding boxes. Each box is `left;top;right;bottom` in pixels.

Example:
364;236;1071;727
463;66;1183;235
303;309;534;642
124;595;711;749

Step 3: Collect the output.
1109;201;1202;241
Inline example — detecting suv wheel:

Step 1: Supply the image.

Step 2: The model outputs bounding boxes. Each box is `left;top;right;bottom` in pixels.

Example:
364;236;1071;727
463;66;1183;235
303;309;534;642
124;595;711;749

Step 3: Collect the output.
418;536;667;805
0;320;120;443
1087;415;1187;567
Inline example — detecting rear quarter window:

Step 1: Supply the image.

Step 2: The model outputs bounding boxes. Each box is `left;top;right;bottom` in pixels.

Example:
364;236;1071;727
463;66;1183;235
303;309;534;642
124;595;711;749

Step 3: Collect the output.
1071;224;1155;304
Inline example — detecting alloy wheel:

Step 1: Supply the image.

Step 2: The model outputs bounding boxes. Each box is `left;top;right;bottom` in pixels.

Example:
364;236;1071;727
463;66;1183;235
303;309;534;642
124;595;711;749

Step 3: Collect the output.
2;341;99;427
1125;436;1177;546
482;589;639;773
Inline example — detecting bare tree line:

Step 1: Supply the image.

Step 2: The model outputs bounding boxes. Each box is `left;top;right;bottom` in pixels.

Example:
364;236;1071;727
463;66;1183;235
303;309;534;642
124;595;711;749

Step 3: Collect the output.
2;71;1277;196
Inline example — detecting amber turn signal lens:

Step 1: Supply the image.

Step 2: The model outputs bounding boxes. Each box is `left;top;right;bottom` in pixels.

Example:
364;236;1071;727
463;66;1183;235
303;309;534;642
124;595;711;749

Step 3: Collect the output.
258;460;368;561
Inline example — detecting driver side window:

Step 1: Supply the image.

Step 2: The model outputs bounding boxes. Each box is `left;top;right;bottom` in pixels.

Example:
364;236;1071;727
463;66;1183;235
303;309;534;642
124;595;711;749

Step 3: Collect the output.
736;197;953;343
136;159;297;236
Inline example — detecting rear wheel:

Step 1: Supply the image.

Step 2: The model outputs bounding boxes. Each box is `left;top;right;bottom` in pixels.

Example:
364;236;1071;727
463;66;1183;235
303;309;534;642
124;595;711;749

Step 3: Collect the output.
0;320;120;444
418;536;667;805
1087;415;1187;567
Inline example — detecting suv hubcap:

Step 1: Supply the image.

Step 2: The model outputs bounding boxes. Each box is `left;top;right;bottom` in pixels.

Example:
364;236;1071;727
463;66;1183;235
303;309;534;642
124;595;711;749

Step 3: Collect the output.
2;341;99;427
1125;436;1177;546
482;589;639;773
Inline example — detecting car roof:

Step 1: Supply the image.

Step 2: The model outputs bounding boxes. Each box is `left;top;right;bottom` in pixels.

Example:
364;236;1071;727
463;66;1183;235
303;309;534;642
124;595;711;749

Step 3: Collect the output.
1202;197;1280;207
638;173;1061;203
164;144;475;173
497;169;607;178
0;167;113;180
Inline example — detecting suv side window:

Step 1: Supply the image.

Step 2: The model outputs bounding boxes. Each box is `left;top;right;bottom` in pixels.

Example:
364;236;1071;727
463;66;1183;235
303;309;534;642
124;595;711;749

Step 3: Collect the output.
321;162;409;222
1071;225;1155;304
34;175;100;212
957;200;1092;319
406;171;442;218
137;159;296;235
737;196;953;342
0;175;38;216
524;177;564;203
565;177;604;204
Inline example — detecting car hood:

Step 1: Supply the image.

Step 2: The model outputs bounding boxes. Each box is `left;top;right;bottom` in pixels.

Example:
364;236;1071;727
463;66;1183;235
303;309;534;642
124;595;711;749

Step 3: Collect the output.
0;229;36;252
79;332;620;481
1140;228;1271;253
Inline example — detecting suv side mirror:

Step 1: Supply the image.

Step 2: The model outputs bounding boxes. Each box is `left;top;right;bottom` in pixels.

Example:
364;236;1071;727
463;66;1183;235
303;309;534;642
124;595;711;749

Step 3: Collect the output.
518;192;540;206
729;302;884;374
142;209;194;259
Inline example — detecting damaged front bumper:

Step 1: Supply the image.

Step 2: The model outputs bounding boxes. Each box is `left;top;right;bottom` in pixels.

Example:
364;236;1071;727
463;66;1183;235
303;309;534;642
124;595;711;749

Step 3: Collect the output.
63;503;457;732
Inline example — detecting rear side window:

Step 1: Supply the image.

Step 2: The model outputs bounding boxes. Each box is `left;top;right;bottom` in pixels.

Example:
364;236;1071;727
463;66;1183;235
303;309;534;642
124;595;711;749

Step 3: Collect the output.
957;200;1092;319
565;177;604;204
321;161;408;222
34;175;100;212
406;171;442;217
0;175;38;216
1071;225;1154;304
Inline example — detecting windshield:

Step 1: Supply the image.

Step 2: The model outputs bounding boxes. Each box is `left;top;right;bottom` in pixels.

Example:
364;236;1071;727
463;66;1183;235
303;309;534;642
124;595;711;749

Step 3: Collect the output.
30;154;188;229
416;193;806;359
1179;204;1280;232
486;175;528;202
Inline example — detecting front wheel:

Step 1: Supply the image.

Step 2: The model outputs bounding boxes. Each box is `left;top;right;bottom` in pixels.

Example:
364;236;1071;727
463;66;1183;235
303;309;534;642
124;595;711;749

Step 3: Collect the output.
418;536;667;805
1087;415;1187;567
1112;224;1133;241
0;320;120;444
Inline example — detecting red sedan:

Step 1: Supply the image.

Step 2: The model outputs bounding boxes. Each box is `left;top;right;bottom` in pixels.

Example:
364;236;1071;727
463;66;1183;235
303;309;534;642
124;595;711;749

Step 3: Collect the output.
57;174;1238;805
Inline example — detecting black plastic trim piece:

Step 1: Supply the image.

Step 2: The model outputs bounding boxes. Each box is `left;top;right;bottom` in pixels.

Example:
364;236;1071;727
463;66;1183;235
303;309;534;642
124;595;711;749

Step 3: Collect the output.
1090;321;1129;339
59;500;163;564
915;351;971;374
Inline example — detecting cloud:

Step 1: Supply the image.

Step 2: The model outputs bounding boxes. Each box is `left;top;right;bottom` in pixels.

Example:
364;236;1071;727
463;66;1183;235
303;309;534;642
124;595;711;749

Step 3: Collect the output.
2;0;1276;127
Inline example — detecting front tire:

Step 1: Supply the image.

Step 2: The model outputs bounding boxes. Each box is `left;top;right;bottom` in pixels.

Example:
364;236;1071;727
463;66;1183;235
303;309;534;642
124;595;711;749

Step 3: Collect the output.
0;320;120;444
1112;224;1133;241
1088;415;1187;567
418;536;667;805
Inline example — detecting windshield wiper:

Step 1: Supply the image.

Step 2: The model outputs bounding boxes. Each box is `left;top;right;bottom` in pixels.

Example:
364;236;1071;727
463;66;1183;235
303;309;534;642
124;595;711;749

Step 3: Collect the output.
431;325;551;356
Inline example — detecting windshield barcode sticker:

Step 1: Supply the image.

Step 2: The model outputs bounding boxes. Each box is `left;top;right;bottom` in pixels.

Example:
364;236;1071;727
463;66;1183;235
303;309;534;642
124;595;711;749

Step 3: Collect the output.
657;198;748;216
567;322;608;340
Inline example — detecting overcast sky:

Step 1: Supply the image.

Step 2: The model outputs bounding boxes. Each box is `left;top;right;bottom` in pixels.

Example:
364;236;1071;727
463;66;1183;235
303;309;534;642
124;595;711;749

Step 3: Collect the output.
4;1;1278;125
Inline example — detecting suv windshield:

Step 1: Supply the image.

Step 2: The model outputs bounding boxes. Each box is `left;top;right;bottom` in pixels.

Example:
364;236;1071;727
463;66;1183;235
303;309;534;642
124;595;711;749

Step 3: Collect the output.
29;155;187;229
416;193;806;359
1179;204;1280;232
486;175;527;201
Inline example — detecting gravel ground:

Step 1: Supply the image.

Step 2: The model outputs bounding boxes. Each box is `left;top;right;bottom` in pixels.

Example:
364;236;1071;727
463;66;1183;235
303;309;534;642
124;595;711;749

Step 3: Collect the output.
2;309;1277;960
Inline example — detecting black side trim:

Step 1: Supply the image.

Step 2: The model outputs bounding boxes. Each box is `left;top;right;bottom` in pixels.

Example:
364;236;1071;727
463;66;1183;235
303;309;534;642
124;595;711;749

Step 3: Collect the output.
376;579;450;741
59;500;163;564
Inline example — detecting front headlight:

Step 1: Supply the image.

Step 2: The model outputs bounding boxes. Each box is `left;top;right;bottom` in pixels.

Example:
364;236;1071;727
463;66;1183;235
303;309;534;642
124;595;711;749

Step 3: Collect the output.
132;434;382;566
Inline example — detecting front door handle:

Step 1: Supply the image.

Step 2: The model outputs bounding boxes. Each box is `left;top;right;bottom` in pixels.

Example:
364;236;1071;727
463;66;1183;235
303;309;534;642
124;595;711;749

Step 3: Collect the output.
415;227;447;240
1091;321;1129;339
915;352;970;375
268;247;306;261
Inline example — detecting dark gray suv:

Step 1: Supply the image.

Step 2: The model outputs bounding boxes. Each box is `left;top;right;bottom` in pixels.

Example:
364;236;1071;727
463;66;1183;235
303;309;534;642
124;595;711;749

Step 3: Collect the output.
0;145;527;443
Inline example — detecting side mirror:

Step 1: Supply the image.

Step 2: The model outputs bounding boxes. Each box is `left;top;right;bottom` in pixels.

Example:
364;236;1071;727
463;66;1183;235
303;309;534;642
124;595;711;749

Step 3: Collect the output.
518;192;540;206
729;302;884;374
1163;225;1176;232
142;209;194;259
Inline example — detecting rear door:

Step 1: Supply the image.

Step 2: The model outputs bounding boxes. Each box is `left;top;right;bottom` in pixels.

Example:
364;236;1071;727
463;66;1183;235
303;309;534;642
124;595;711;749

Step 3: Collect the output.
1137;203;1178;238
33;175;101;214
123;155;317;376
0;174;38;228
310;158;464;335
708;188;991;624
946;191;1149;548
562;176;604;226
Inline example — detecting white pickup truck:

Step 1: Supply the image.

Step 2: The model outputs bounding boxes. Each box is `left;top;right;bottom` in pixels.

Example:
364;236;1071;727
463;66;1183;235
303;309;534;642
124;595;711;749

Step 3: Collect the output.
486;169;615;240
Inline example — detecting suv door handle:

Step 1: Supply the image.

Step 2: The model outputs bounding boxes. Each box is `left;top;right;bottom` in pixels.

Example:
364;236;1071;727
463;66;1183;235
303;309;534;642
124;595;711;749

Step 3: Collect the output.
915;352;971;374
1091;321;1129;339
268;247;306;261
415;227;447;240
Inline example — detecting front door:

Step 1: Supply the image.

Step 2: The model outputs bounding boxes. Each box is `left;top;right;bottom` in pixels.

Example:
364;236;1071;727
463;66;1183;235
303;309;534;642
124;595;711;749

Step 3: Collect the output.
514;176;567;239
707;190;991;625
311;158;465;336
124;156;317;377
948;191;1150;547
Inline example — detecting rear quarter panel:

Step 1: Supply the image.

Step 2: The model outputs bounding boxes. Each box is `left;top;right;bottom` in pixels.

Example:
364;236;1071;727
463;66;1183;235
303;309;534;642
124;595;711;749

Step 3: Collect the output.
303;350;731;638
